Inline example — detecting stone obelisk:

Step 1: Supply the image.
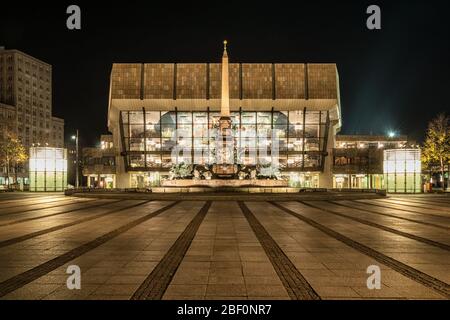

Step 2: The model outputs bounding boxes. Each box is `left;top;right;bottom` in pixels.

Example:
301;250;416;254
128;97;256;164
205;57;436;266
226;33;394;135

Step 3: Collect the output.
219;40;231;129
214;40;236;178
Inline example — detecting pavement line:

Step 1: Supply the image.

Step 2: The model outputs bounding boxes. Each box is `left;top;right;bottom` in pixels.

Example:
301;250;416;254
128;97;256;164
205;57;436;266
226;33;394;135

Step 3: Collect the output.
0;198;95;217
238;201;320;300
0;201;180;298
0;200;147;249
300;201;450;252
355;200;450;220
270;201;450;299
380;199;450;213
0;199;124;227
0;195;65;205
131;201;211;300
390;198;450;207
329;201;450;231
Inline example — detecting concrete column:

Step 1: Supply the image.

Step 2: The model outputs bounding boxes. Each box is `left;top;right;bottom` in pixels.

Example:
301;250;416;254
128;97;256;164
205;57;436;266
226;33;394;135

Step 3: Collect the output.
319;122;337;189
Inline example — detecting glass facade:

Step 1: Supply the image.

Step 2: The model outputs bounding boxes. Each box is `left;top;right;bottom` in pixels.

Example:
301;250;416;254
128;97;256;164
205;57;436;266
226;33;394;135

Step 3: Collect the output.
332;174;384;189
29;147;67;192
383;149;421;193
119;109;329;172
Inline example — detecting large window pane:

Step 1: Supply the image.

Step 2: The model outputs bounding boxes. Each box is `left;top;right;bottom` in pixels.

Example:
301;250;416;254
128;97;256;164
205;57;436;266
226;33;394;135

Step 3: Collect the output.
231;112;240;126
161;111;176;124
146;138;161;151
130;124;144;138
129;111;144;124
257;125;271;138
193;112;208;124
145;111;160;125
129;155;145;168
177;112;192;124
130;138;144;151
273;111;288;125
193;124;208;138
177;125;192;137
257;112;271;125
305;124;319;138
161;124;175;138
161;138;176;151
209;112;221;128
241;112;256;124
305;111;320;124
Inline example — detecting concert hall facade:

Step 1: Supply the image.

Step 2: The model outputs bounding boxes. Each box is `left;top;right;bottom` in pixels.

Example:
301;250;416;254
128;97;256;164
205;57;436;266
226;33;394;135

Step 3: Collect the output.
105;44;342;189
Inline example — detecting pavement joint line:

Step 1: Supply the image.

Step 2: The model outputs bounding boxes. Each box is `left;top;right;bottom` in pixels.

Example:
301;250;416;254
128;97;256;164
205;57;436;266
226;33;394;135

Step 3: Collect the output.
238;201;320;300
354;200;450;221
380;199;450;213
329;201;450;231
269;201;450;299
0;200;149;249
0;201;180;298
300;201;450;252
0;197;88;211
0;199;124;227
387;198;450;207
131;201;212;300
0;195;65;205
0;198;96;217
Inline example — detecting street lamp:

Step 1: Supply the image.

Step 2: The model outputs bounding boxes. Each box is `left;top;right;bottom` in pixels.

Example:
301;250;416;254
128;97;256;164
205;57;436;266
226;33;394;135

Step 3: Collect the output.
71;130;79;188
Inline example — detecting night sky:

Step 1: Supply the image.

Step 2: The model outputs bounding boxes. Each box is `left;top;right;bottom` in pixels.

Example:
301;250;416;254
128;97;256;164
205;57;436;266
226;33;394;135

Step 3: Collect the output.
1;0;449;148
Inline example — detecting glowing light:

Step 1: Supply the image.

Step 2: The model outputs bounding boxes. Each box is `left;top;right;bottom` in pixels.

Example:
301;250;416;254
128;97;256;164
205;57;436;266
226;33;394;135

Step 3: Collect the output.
29;147;68;192
388;131;396;138
383;149;421;193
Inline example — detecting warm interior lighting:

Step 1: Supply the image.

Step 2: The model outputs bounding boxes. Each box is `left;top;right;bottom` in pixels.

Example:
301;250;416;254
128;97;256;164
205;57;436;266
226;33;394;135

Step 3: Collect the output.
383;149;421;193
29;147;68;192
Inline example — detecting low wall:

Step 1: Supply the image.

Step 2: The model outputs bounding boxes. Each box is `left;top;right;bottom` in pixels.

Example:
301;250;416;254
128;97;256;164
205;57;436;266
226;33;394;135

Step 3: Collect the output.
161;179;289;188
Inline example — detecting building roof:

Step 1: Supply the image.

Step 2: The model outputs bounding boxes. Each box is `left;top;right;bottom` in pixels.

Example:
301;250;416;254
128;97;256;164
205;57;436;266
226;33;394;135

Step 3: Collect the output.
110;63;339;101
336;135;408;142
52;116;65;123
0;48;51;68
108;62;342;131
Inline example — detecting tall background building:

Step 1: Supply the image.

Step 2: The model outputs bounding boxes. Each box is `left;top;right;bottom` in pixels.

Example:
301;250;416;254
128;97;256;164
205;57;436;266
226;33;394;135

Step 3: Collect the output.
0;46;64;187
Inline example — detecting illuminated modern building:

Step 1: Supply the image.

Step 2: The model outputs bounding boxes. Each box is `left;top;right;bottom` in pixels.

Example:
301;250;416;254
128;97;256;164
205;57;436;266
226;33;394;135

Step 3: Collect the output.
384;149;421;193
332;135;408;189
107;43;342;188
29;147;68;191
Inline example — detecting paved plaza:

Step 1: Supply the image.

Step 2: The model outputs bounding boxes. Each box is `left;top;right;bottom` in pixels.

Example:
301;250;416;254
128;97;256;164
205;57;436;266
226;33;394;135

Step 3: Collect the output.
0;193;449;300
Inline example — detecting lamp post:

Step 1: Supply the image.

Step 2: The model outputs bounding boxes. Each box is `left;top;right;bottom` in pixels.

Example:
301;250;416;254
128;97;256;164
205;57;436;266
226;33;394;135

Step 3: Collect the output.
71;130;79;188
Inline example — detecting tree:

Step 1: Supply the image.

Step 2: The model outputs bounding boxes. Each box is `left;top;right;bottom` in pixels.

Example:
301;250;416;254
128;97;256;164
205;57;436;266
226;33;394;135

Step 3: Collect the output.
0;131;28;189
422;113;450;190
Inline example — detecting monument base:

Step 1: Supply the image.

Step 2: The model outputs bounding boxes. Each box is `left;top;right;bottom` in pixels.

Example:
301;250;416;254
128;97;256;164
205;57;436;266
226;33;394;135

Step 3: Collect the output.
161;179;288;188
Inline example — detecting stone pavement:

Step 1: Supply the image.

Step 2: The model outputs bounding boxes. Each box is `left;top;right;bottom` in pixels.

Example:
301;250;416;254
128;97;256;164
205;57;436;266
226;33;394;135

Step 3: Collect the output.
0;193;449;300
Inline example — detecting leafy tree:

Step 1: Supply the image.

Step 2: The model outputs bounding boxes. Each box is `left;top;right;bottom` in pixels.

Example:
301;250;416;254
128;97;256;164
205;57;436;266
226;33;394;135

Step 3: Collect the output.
0;131;28;189
422;113;450;190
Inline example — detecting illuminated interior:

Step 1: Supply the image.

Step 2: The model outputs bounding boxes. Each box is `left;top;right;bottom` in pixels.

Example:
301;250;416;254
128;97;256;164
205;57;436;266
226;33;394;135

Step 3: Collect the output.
383;149;421;193
29;147;67;192
119;109;330;172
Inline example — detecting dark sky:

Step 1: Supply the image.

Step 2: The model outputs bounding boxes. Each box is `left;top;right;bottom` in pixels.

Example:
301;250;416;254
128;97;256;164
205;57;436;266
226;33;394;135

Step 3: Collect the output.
1;0;449;147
